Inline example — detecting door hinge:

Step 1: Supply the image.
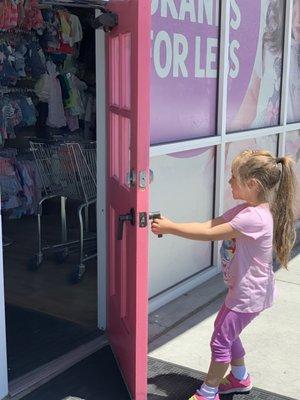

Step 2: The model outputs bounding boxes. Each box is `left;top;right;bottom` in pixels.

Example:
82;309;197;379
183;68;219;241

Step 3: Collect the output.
118;208;135;240
139;212;148;228
139;170;147;188
90;10;118;32
127;169;136;187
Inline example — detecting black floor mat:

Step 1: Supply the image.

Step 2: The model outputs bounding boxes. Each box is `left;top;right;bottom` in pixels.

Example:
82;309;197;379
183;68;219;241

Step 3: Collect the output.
6;304;102;381
22;350;295;400
148;357;296;400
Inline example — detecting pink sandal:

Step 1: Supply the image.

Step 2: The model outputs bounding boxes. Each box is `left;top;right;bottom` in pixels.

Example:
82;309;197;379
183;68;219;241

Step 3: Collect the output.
218;371;253;394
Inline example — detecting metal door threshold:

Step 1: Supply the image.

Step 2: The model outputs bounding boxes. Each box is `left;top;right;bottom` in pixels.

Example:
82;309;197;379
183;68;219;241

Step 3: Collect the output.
8;335;109;400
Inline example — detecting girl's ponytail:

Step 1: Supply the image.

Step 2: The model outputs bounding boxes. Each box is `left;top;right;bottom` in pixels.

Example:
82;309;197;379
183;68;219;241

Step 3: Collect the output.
272;156;297;268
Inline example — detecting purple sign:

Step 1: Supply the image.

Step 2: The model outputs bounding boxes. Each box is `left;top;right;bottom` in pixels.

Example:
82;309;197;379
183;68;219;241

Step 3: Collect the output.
150;0;261;146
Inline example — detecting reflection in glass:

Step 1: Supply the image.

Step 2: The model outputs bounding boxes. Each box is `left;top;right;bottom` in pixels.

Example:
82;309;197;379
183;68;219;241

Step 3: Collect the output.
228;0;284;132
287;0;300;123
149;147;215;297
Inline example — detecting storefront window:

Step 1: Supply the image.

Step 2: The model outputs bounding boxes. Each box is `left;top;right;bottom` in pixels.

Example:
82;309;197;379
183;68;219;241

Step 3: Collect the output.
227;0;285;133
285;131;300;220
287;0;300;123
224;135;278;211
150;1;220;145
149;147;215;297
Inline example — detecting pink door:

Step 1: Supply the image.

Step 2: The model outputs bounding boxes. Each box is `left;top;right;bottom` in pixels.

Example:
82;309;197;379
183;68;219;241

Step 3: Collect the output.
106;1;151;399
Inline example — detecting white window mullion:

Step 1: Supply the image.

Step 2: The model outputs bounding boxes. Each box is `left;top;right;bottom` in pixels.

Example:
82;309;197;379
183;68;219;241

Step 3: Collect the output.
213;0;231;270
149;125;287;157
286;122;300;132
225;126;284;143
149;135;221;157
279;0;293;156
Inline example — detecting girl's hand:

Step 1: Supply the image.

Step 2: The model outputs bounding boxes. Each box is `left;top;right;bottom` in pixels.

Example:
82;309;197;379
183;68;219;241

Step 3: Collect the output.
151;216;175;235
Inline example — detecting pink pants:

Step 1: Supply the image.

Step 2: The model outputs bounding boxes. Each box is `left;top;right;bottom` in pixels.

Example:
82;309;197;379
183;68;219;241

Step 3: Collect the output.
210;303;260;363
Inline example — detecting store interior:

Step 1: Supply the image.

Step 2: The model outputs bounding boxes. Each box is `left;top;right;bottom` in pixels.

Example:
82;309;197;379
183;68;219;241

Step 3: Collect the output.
0;1;102;382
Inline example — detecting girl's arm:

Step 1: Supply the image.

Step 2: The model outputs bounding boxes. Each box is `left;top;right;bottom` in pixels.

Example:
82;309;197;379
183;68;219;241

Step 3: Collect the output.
151;217;242;241
201;216;226;228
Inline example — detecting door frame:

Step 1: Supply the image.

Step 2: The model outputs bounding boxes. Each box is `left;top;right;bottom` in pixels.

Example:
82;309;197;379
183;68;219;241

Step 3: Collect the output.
95;18;107;332
0;21;107;400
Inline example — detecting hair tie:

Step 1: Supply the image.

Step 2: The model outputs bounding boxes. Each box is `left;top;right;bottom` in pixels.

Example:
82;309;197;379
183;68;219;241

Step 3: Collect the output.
276;157;283;164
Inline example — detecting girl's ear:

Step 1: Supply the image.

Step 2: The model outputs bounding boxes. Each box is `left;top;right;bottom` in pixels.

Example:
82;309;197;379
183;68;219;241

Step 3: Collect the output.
246;178;257;190
248;178;260;191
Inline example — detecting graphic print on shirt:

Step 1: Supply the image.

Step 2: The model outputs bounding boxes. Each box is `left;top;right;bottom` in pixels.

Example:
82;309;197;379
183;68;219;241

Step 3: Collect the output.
220;238;236;286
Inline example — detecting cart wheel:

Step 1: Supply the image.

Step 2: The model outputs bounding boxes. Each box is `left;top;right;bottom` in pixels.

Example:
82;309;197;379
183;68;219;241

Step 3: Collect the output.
55;249;69;264
28;254;43;271
70;264;86;284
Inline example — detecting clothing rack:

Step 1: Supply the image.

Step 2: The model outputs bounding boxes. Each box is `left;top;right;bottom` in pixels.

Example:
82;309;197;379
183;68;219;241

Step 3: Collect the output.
0;87;36;94
38;0;107;11
0;28;38;37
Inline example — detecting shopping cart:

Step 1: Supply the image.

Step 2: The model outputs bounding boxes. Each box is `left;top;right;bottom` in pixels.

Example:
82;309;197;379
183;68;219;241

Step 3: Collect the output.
28;140;97;283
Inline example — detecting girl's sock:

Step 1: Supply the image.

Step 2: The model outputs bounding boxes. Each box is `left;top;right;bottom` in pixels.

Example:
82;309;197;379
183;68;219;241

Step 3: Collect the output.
197;383;218;399
231;365;248;381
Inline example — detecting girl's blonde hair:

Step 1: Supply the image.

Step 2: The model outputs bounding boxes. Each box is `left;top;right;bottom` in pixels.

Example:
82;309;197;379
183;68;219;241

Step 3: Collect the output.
232;149;297;268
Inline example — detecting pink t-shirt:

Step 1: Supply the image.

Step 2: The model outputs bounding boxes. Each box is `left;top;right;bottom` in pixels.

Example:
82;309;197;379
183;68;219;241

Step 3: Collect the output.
220;203;275;313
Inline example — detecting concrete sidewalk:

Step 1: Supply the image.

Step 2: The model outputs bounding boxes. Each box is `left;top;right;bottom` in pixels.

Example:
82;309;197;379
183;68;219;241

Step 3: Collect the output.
148;248;300;399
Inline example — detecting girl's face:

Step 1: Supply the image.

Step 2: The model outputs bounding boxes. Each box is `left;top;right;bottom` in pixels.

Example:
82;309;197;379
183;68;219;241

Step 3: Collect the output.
229;172;244;200
292;0;300;43
229;172;259;203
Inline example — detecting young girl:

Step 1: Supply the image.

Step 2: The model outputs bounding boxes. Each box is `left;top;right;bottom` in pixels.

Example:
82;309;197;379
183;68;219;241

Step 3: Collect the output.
151;150;297;400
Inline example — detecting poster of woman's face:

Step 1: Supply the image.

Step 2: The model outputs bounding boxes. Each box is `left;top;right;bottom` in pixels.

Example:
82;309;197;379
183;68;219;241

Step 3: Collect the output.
292;0;300;43
227;0;285;132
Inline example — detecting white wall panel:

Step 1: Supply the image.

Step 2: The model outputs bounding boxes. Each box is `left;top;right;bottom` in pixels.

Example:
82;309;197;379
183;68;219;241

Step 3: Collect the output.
149;147;214;298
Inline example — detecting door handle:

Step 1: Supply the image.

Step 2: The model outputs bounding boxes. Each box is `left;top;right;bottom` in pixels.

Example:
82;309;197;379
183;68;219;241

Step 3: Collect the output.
149;211;163;238
118;208;135;240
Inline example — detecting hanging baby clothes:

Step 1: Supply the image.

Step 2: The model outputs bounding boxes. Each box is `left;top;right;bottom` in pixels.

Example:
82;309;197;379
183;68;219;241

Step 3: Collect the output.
40;9;61;50
14;45;27;78
40;9;83;56
64;73;87;116
0;156;23;211
0;42;19;86
57;10;82;53
0;93;37;143
55;72;87;132
58;10;71;44
0;152;41;218
25;40;46;79
46;60;67;128
0;35;46;85
0;0;44;31
21;0;44;31
68;13;83;47
0;0;18;31
35;60;66;128
11;158;41;218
